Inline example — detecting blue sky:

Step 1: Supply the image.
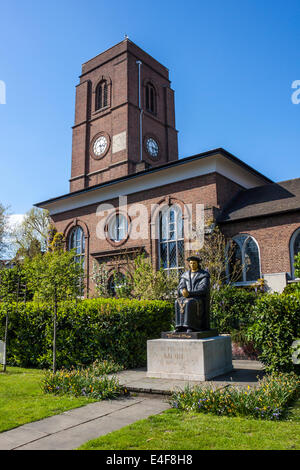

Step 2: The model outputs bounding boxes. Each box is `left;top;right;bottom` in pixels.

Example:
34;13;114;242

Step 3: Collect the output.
0;0;299;216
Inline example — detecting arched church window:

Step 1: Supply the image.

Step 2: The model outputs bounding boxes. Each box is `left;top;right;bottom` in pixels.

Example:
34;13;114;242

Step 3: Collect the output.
108;272;126;297
68;226;85;265
68;226;85;294
95;79;108;110
227;234;260;283
290;227;300;278
145;83;156;114
159;205;184;277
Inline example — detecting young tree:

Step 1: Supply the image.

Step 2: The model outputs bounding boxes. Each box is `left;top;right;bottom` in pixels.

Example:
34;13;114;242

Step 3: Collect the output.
130;254;178;301
24;247;84;372
92;261;111;298
12;207;50;259
0;203;9;259
0;264;27;371
193;224;243;303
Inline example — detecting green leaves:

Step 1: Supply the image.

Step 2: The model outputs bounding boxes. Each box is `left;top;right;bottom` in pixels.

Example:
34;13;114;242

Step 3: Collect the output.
171;372;300;420
248;293;300;373
23;249;84;302
210;285;258;332
0;298;173;369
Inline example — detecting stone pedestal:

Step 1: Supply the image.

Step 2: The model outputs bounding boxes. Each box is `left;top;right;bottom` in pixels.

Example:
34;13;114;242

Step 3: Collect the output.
146;335;233;381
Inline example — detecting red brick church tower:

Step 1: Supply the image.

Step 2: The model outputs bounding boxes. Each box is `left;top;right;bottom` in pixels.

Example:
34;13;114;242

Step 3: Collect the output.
70;38;179;192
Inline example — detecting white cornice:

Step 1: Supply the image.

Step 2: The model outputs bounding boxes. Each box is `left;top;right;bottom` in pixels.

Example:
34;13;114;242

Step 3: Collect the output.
38;153;269;216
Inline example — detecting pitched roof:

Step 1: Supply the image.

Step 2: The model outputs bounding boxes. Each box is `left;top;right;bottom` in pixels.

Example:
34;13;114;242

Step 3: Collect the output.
218;178;300;223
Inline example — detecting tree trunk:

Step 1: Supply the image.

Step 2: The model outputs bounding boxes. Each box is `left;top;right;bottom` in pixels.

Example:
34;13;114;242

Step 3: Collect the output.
53;289;57;373
3;308;8;373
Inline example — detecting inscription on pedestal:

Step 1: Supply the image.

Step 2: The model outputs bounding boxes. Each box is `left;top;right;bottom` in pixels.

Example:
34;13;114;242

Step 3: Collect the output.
161;329;218;340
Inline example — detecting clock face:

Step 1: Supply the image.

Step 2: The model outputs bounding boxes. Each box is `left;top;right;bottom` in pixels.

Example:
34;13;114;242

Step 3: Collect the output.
146;137;159;158
93;135;108;157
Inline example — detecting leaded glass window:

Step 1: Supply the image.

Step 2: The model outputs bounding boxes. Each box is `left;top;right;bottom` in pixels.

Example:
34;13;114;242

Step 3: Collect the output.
290;227;300;278
228;234;260;283
108;273;126;297
159;205;184;277
69;226;85;265
68;226;85;294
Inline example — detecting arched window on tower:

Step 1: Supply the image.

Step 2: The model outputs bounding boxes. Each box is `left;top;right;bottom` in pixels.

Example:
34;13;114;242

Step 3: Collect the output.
95;79;108;111
226;234;261;284
159;205;184;278
145;83;156;114
290;227;300;279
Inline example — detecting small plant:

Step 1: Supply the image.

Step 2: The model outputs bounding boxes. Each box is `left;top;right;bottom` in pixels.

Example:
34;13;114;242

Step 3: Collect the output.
131;254;178;301
42;359;124;400
170;372;300;420
92;261;111;298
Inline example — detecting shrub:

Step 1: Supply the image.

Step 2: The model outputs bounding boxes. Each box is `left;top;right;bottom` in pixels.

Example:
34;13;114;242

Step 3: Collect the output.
294;252;300;281
247;293;300;373
283;282;299;295
130;254;178;301
170;372;300;420
0;298;173;369
210;285;259;333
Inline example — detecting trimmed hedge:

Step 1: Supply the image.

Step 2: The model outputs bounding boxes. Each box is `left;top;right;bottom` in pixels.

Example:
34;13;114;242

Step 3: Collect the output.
0;298;173;369
247;293;300;373
210;286;259;333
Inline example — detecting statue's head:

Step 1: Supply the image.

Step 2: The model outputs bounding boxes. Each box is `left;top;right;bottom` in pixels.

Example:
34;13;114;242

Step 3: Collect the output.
187;256;201;272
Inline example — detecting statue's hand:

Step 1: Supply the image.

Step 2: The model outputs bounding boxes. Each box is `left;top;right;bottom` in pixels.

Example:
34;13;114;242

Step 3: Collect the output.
182;288;189;298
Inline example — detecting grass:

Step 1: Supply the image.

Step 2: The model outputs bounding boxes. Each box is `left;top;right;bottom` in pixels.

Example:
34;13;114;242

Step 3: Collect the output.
1;366;299;450
78;405;300;451
0;367;97;433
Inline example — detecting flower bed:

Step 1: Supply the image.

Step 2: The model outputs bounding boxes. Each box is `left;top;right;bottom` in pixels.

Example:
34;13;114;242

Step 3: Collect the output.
42;360;124;400
170;372;300;420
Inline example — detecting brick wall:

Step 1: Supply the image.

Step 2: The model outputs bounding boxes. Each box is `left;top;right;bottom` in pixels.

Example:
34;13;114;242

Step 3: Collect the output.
220;211;300;275
70;39;178;193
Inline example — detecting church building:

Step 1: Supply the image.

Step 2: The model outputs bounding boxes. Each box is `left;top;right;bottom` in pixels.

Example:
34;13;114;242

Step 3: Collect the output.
36;39;300;295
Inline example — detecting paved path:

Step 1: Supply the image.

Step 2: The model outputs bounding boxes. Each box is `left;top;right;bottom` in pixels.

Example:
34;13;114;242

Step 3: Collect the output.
0;396;170;450
0;360;264;450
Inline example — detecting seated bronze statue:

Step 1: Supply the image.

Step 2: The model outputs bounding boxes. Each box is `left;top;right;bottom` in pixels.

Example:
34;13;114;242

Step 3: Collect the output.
175;256;210;333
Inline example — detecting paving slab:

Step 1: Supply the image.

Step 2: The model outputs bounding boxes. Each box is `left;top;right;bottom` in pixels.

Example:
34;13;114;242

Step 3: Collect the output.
12;398;170;451
115;360;265;394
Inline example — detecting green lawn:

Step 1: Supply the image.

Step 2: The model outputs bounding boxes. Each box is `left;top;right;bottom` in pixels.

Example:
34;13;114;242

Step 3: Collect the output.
78;405;300;451
1;367;299;451
0;367;96;433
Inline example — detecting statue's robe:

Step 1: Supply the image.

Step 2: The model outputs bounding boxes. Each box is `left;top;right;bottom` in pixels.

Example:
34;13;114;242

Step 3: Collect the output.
175;269;210;331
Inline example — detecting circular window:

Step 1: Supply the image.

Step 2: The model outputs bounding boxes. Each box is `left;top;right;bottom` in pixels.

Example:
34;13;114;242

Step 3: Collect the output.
107;213;129;244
